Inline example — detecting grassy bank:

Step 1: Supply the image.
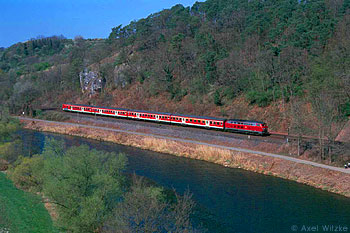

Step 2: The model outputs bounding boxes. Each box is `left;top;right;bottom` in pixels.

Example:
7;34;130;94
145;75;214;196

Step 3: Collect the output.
0;172;57;233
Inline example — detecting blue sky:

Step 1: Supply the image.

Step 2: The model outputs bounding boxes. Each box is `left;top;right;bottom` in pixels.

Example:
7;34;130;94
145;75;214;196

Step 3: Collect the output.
0;0;200;48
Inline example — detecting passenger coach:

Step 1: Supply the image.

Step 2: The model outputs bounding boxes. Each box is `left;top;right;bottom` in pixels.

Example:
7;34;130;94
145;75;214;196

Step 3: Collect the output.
62;103;269;135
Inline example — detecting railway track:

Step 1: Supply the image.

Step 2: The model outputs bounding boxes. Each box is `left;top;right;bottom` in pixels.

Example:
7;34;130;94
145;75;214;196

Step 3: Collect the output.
53;109;301;144
40;108;326;145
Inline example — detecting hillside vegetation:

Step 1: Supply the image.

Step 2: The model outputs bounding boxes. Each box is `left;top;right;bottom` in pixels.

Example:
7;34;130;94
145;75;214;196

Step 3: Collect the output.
0;0;349;155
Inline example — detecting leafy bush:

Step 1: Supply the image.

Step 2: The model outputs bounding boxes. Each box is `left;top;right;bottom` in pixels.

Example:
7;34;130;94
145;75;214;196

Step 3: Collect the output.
213;89;222;106
341;102;350;117
33;62;51;71
8;155;44;192
246;90;274;107
105;176;203;233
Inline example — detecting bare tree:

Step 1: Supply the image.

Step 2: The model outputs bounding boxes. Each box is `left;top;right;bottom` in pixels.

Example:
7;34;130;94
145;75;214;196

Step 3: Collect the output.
289;98;308;156
310;88;343;161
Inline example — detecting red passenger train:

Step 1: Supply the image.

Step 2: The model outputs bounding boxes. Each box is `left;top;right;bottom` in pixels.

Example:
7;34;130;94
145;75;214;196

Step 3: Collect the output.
62;103;269;135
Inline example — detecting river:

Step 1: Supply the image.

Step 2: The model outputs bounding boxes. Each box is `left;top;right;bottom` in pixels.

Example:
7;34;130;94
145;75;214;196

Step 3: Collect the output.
18;130;350;233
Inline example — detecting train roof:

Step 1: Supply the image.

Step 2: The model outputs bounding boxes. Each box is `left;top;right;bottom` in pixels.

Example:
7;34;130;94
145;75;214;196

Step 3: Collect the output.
63;103;264;123
127;109;172;115
227;119;266;124
171;113;226;121
63;103;171;115
64;103;129;111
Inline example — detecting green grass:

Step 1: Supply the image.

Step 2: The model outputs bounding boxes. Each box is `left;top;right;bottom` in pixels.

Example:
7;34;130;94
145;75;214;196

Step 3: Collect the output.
0;172;57;233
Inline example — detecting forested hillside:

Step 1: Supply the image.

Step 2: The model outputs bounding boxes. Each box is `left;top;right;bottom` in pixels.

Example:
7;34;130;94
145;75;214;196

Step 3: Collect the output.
0;0;349;138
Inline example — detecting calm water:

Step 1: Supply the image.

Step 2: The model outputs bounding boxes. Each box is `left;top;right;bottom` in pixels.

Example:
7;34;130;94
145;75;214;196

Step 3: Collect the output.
18;130;350;233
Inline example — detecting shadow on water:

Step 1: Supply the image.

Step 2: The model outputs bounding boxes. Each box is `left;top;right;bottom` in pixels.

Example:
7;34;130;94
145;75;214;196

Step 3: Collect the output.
18;130;350;233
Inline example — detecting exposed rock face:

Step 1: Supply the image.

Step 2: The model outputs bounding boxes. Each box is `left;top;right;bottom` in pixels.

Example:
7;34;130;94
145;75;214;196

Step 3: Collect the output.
336;118;350;142
79;68;105;96
113;63;128;88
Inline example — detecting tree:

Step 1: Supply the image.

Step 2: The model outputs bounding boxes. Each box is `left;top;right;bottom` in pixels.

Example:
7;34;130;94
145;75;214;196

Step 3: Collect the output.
0;106;22;164
308;58;345;161
10;79;41;116
105;176;205;233
289;98;308;156
8;155;44;191
42;142;127;233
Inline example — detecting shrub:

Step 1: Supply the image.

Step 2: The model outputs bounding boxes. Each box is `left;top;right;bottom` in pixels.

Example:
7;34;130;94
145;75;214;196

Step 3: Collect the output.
8;155;44;191
33;62;51;71
213;89;222;106
246;90;274;107
105;176;204;233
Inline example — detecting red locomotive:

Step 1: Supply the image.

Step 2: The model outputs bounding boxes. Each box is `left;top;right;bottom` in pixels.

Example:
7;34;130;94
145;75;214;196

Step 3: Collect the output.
62;103;269;135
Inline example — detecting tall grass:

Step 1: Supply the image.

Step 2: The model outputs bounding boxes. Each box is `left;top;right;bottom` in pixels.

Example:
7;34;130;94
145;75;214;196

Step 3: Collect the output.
0;173;57;233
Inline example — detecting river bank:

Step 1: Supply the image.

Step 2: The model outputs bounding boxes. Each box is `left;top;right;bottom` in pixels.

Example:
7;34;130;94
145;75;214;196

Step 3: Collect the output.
20;118;350;198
